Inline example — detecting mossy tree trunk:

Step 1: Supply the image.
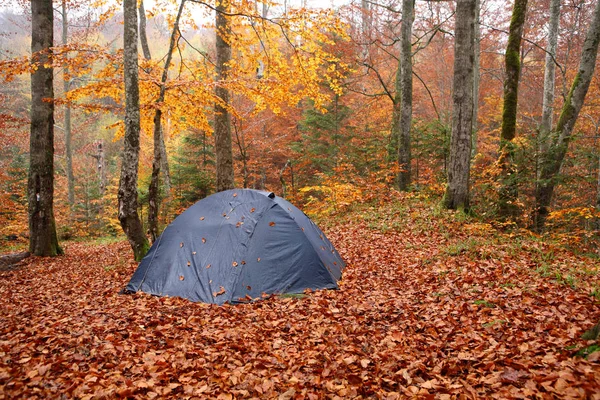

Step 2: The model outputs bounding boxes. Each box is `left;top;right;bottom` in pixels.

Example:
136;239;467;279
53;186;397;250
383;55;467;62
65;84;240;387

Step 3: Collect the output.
29;0;62;256
443;0;476;211
214;0;235;192
119;0;149;261
498;0;528;220
533;0;600;231
397;0;414;191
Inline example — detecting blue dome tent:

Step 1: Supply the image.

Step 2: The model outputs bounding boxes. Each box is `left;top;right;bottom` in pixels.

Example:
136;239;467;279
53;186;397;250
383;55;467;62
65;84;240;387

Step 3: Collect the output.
125;189;345;304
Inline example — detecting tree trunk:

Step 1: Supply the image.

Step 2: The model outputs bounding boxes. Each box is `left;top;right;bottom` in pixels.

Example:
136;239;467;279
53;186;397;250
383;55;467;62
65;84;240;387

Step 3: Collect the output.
138;0;152;60
29;0;62;256
397;0;414;191
471;0;481;157
119;0;149;261
538;0;560;156
389;62;401;161
214;0;235;192
61;0;74;207
533;0;600;231
139;0;171;193
148;0;185;242
443;0;476;211
498;0;528;220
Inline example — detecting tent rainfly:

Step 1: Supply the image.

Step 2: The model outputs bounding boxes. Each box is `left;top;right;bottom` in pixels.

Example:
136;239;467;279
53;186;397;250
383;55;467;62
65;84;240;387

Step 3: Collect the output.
125;189;345;304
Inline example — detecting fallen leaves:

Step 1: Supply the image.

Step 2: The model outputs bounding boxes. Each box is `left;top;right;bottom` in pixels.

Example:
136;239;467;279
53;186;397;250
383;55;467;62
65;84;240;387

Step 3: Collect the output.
0;204;599;399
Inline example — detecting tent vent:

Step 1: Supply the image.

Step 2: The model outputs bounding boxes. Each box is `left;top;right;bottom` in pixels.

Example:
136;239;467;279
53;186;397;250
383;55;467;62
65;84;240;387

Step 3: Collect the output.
268;192;276;199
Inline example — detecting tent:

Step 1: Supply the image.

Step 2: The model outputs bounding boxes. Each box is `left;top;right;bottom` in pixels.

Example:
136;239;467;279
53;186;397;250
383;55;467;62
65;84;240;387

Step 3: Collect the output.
125;189;345;304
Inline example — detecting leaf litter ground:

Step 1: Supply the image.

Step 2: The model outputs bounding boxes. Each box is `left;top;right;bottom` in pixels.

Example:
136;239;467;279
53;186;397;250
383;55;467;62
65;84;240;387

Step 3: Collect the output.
1;199;599;399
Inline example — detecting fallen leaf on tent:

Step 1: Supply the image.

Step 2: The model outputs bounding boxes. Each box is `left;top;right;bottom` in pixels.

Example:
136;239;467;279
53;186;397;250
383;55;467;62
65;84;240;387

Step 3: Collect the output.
250;208;255;213
213;286;226;297
269;222;276;226
192;251;196;255
187;261;190;266
236;221;243;228
206;264;211;269
232;261;238;267
223;213;227;217
180;242;184;247
257;257;261;262
202;238;206;244
179;276;184;281
233;193;237;197
241;260;246;265
200;216;205;220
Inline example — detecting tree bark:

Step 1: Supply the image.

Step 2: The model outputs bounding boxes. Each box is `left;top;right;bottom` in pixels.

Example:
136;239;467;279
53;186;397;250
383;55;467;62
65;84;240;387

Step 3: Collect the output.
138;0;152;60
389;60;401;161
498;0;528;220
214;0;235;192
148;0;185;242
443;0;476;211
471;0;481;157
119;0;149;261
29;0;62;256
61;0;74;207
397;0;414;191
539;0;560;155
533;0;600;231
139;0;171;193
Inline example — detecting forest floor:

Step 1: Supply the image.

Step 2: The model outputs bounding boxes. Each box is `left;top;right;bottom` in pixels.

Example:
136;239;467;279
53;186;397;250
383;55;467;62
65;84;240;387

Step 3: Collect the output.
1;194;600;399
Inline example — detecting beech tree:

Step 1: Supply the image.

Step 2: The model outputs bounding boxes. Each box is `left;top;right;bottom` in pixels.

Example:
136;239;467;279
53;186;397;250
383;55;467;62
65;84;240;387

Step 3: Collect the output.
443;0;476;211
538;0;560;157
214;0;235;192
119;0;149;261
28;0;62;256
147;0;185;242
396;0;414;191
60;0;74;207
533;0;600;231
498;0;528;219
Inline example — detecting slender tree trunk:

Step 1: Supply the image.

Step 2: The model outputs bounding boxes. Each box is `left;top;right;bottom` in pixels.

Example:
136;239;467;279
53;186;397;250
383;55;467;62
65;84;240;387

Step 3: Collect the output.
138;0;152;60
533;0;600;231
389;62;401;161
471;0;481;157
361;0;371;61
498;0;528;219
443;0;476;211
539;0;561;156
29;0;62;256
147;0;185;242
119;0;149;261
397;0;414;191
139;0;171;193
61;0;74;207
214;0;235;192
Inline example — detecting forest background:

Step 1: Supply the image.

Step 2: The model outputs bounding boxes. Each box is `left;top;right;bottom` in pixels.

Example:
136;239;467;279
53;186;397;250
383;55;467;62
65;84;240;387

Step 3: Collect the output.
1;0;600;397
0;0;599;250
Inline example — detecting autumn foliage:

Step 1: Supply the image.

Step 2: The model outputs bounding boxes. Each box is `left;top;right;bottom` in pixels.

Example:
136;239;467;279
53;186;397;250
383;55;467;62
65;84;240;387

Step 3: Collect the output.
1;195;599;398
